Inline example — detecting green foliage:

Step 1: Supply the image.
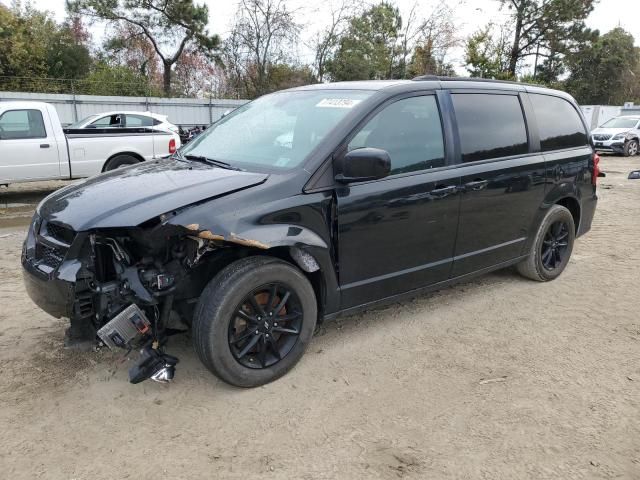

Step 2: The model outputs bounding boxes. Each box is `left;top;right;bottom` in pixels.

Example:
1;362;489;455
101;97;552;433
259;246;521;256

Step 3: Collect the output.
46;25;92;79
565;28;640;105
497;0;596;76
67;0;220;94
76;62;160;96
407;41;455;77
325;2;402;81
464;25;513;79
0;3;91;90
266;64;315;92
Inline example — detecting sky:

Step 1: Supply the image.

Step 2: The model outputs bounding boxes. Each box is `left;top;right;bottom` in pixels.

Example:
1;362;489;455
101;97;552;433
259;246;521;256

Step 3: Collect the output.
4;0;640;75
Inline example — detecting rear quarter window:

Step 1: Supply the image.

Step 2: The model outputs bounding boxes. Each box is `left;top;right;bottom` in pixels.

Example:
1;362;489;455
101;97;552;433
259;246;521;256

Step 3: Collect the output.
451;93;528;163
529;94;588;151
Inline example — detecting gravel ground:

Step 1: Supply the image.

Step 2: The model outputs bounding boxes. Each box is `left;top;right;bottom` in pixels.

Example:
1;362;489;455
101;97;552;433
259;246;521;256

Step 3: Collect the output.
0;157;638;479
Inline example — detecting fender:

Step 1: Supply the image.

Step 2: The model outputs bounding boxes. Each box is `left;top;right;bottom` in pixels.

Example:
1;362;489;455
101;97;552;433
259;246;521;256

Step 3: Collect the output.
166;193;342;316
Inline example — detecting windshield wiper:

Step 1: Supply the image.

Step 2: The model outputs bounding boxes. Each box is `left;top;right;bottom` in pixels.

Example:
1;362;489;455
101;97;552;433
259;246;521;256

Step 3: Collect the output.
183;154;242;171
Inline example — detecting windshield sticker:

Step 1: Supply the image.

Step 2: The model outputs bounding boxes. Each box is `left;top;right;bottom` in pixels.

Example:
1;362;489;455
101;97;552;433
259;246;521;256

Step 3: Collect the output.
316;98;362;109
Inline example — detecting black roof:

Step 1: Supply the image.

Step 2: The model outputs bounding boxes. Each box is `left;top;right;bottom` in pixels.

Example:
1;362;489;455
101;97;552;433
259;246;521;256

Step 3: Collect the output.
286;77;574;101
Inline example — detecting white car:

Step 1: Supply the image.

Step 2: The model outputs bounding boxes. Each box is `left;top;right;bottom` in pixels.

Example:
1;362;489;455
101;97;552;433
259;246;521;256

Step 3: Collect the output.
68;111;180;135
0;101;181;185
591;116;640;156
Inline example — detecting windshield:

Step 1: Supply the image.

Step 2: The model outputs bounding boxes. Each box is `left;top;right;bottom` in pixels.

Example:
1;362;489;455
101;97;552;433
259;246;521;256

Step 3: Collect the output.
180;90;373;170
68;114;99;128
601;117;639;128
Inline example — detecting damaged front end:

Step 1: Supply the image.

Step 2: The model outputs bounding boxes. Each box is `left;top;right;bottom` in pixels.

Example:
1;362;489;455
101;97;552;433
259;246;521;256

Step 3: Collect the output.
22;213;247;384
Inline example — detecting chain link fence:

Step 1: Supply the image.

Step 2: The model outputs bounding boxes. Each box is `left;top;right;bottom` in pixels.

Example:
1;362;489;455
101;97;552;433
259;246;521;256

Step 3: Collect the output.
0;75;164;97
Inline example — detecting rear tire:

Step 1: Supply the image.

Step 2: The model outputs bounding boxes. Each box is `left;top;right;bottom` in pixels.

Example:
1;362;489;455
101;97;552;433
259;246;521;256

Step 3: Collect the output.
624;139;639;157
192;256;317;387
517;205;575;282
104;154;139;171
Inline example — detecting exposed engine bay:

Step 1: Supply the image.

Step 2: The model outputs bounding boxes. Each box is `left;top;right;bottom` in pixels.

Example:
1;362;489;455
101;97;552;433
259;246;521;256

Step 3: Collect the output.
69;224;223;383
23;217;254;383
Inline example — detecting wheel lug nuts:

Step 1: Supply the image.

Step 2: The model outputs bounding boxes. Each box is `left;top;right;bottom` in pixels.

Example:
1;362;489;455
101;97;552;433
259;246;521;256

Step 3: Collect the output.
274;323;278;327
255;330;259;335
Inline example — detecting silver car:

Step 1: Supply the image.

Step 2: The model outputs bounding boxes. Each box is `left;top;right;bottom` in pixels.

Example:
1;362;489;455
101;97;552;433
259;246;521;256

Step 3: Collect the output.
591;116;640;156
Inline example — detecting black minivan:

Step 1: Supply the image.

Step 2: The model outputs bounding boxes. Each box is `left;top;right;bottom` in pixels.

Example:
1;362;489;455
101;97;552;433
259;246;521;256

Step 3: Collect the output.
22;77;599;387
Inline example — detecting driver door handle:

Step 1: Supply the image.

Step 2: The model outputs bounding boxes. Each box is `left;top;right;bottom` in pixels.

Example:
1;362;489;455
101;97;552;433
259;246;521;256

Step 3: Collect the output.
40;143;50;148
429;185;458;198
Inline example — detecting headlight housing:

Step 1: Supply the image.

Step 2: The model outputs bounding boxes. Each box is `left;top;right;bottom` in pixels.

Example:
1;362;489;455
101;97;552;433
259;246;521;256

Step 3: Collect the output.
611;132;629;140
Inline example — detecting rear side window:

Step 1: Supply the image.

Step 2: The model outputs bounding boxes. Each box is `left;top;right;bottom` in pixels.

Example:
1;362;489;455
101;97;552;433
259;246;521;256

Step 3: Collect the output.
529;94;588;151
126;114;154;127
0;109;46;139
90;114;123;128
452;93;528;162
348;95;445;174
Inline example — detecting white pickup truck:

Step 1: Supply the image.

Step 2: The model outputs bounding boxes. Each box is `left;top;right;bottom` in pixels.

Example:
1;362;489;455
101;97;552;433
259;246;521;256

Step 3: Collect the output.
0;101;181;185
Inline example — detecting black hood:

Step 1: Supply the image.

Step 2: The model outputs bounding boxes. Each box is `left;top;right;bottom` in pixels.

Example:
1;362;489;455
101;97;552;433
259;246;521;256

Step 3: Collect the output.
38;160;268;230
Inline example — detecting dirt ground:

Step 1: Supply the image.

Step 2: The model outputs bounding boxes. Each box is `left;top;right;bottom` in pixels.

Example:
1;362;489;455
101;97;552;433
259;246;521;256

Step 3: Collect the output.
0;157;639;480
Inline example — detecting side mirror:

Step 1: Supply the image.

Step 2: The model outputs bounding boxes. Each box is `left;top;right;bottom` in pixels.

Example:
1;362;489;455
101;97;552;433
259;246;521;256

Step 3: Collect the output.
335;148;391;183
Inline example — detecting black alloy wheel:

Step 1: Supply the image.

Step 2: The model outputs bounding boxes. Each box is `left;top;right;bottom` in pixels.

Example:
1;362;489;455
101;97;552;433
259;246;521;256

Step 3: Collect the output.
193;256;317;387
540;221;570;271
516;204;575;282
229;283;303;369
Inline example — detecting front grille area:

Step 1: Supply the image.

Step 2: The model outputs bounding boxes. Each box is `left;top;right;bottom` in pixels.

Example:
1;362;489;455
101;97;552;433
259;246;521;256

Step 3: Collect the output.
593;134;612;141
36;243;66;269
45;222;76;245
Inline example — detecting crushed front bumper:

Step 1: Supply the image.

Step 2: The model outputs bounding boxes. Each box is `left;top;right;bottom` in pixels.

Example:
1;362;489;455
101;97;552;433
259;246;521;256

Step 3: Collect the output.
21;214;86;326
22;262;74;319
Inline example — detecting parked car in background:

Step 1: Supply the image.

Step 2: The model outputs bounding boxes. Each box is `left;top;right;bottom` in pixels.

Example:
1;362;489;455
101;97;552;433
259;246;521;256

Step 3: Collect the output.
591;115;640;156
0;101;180;185
22;79;599;387
68;111;180;135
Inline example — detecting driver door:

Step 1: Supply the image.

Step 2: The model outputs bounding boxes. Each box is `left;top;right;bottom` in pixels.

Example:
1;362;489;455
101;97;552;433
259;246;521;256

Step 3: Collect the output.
0;108;61;183
336;94;461;308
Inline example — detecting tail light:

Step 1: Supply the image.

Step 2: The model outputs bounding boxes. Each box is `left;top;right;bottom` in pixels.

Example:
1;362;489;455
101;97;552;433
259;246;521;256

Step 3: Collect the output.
169;138;176;154
592;152;601;185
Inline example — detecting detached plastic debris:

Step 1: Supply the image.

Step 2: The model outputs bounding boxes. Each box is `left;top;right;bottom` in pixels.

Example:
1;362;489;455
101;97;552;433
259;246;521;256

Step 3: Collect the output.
628;170;640;180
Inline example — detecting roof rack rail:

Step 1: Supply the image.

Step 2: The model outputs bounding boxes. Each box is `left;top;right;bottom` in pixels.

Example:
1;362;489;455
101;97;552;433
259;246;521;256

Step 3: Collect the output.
412;75;539;87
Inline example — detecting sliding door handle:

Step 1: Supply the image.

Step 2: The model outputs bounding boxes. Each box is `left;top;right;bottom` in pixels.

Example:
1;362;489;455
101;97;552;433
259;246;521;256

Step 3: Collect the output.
463;179;488;191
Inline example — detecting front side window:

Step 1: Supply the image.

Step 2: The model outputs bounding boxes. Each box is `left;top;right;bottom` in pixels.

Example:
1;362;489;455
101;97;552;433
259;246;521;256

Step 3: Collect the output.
348;95;445;174
182;90;373;170
530;94;588;151
90;114;123;128
0;109;46;139
126;114;154;127
452;93;528;163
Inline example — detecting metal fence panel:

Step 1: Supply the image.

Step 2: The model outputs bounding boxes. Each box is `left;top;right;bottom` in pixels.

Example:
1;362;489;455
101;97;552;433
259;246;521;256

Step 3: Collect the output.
0;91;248;127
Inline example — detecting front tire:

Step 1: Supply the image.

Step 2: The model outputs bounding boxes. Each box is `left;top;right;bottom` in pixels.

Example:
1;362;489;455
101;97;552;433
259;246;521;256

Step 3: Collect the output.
624;139;639;157
193;256;317;387
104;154;139;171
517;205;575;281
